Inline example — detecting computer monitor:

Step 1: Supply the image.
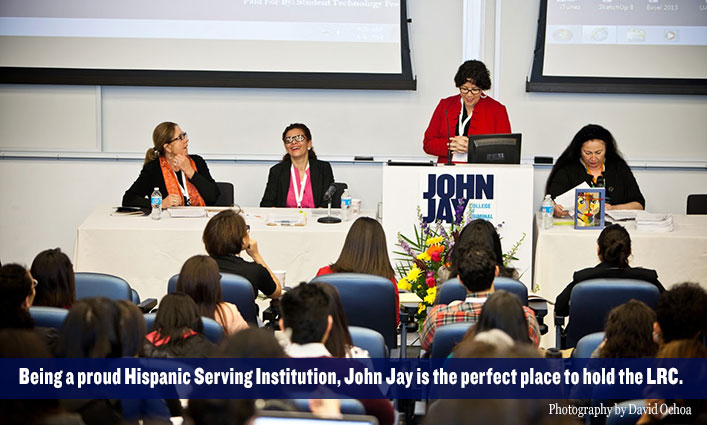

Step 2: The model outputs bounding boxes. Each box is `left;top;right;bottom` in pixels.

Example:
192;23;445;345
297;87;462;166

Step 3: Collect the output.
467;133;522;164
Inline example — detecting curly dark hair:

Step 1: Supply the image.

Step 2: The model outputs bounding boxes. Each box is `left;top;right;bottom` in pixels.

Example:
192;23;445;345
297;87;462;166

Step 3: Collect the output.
600;300;658;358
657;282;707;343
454;60;492;90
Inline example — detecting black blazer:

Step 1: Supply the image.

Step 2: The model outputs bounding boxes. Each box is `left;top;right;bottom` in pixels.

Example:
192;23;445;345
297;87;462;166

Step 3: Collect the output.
122;155;220;208
260;158;334;208
554;262;665;316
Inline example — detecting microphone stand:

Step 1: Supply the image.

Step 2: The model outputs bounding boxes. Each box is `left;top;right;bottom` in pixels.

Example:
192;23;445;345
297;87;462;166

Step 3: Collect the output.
445;109;455;166
317;201;341;223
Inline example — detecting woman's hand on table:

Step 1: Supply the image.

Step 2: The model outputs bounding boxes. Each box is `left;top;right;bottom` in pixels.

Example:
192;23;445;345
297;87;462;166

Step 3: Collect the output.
553;203;570;217
162;193;182;209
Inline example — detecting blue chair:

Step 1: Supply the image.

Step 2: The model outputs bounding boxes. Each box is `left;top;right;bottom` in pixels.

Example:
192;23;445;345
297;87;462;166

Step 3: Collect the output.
168;272;258;324
349;326;388;358
293;398;365;415
310;273;398;351
30;306;69;329
556;279;660;349
430;322;473;358
144;313;225;344
572;332;605;358
606;400;645;425
131;288;141;304
74;272;132;300
436;277;528;306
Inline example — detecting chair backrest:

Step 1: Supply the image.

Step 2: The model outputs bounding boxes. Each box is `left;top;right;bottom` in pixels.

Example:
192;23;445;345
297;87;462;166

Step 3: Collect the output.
572;332;605;358
437;277;528;306
430;322;473;358
144;313;225;344
30;306;69;330
168;273;258;324
606;400;645;425
131;288;141;304
74;272;132;301
349;326;388;358
214;182;235;207
331;182;348;208
310;273;397;349
565;279;660;348
687;194;707;214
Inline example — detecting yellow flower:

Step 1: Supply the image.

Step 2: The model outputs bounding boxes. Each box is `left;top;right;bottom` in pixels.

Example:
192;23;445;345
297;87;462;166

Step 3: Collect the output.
417;303;426;314
423;286;437;304
406;267;422;282
416;252;431;262
425;236;444;246
397;278;412;292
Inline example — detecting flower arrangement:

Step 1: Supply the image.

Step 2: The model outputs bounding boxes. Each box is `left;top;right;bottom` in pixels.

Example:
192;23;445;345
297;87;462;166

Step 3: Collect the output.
395;201;527;323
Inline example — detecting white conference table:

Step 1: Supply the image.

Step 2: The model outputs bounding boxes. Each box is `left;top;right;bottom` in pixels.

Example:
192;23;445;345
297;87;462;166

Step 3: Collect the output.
533;213;707;302
74;206;369;301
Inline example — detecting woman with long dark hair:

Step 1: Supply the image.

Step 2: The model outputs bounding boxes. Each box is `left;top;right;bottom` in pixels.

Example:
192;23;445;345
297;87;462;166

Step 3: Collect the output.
0;263;35;330
316;216;399;324
260;123;334;208
554;224;664;316
449;218;516;279
30;248;75;309
176;255;248;336
545;124;645;217
313;282;369;358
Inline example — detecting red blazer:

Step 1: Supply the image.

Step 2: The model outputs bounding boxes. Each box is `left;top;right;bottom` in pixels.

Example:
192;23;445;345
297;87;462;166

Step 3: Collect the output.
423;94;511;163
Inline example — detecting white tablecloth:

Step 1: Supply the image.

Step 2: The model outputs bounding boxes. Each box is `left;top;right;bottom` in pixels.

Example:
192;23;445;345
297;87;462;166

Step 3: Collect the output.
533;213;707;301
74;206;367;301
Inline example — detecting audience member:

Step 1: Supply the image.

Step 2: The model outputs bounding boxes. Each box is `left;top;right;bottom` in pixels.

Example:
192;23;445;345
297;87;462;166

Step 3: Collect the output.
555;224;665;316
143;293;215;358
316;216;399;325
176;255;248;335
314;282;370;358
0;263;35;329
30;248;76;309
654;282;707;345
187;399;255;425
215;327;287;358
597;299;658;358
449;218;517;279
420;247;540;352
203;209;281;299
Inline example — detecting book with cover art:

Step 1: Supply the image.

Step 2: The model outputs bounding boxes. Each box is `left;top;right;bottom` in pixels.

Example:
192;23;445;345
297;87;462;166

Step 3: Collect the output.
574;188;605;230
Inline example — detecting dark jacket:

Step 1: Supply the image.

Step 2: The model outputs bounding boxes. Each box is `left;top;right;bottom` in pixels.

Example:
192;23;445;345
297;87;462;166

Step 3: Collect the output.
260;158;334;208
142;333;215;359
555;262;665;316
122;155;219;208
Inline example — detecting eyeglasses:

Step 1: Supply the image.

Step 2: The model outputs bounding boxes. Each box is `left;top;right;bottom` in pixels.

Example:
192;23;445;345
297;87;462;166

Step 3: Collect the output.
169;132;188;143
284;134;307;145
32;278;38;288
459;86;481;95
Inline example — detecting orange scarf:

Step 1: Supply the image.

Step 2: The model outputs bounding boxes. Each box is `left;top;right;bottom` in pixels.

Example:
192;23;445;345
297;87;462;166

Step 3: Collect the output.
159;156;206;206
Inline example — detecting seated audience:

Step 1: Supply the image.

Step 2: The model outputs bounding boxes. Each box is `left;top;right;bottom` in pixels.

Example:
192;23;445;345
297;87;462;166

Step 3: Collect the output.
30;248;76;309
420;247;540;352
215;327;287;358
203;209;281;299
143;293;215;358
260;123;334;208
176;255;248;335
0;263;35;330
596;299;658;358
653;282;707;345
555;224;665;316
546;124;645;217
448;218;517;280
453;290;534;357
315;282;370;358
122;121;220;208
316;216;399;325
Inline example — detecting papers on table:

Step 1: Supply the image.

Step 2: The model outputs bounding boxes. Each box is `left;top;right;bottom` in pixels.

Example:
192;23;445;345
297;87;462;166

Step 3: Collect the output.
265;213;306;226
605;210;638;222
554;182;592;217
635;211;674;232
167;208;207;218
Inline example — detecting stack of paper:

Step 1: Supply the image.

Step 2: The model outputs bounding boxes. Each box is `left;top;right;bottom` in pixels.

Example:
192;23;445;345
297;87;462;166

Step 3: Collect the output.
635;211;673;232
168;208;207;218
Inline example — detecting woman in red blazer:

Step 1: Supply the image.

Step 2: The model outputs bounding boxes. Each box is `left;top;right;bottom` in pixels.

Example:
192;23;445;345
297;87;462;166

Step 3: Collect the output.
423;60;511;163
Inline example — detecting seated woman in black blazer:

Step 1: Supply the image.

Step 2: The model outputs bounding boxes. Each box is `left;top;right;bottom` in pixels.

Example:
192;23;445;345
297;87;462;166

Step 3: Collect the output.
555;224;665;316
260;123;334;208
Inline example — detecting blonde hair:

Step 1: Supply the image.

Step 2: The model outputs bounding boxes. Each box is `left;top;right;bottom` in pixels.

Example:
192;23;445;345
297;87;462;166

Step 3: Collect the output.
144;121;178;166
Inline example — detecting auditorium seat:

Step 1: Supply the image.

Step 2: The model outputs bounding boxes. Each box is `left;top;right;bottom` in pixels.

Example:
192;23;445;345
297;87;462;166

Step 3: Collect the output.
214;182;234;207
349;326;388;358
687;194;707;214
29;306;68;329
572;332;605;358
436;277;528;306
74;272;132;301
429;322;473;359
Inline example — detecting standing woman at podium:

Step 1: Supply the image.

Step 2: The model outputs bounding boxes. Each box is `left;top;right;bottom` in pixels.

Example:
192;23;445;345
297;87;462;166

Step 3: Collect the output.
260;123;334;208
122;122;220;208
423;60;511;163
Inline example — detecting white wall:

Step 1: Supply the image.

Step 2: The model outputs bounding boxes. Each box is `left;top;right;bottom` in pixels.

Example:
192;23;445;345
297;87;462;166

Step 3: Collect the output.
1;0;706;268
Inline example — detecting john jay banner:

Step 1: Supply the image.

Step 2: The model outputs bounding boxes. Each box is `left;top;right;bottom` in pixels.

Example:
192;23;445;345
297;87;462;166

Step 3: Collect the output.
381;163;534;287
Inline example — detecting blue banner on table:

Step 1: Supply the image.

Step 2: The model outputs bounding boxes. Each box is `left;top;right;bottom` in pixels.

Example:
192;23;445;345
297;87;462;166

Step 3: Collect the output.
1;358;705;400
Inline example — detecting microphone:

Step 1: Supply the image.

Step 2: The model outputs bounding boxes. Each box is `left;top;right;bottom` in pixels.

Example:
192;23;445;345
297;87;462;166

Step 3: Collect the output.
322;183;337;203
444;109;454;166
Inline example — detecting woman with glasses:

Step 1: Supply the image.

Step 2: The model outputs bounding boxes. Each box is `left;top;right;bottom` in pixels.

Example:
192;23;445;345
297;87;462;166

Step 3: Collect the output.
203;209;282;300
260;123;334;208
423;60;511;163
545;124;645;217
122;121;220;208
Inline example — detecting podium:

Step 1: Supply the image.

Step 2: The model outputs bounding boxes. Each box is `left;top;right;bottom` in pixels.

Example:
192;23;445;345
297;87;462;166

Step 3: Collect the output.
381;163;534;289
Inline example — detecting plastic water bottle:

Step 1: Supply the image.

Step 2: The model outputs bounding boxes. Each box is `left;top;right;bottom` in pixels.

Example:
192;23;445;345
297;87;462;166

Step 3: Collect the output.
541;194;554;229
151;187;162;220
341;189;352;221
